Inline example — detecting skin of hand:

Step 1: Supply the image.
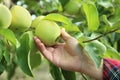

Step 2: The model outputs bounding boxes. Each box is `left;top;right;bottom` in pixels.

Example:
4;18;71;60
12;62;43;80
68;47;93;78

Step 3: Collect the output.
33;28;102;80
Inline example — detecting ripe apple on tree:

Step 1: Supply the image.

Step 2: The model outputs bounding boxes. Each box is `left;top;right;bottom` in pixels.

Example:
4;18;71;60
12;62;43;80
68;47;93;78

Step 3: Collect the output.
9;5;32;32
0;4;12;29
64;0;81;15
31;16;45;29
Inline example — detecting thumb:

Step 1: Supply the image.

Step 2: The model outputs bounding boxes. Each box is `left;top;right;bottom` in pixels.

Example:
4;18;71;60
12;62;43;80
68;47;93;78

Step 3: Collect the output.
61;28;74;42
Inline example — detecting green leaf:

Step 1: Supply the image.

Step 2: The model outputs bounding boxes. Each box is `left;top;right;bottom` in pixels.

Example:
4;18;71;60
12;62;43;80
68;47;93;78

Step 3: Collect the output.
16;31;33;77
59;0;70;7
61;69;76;80
72;32;83;39
83;2;99;31
101;15;120;31
49;62;62;80
0;29;19;48
113;6;120;21
44;13;71;25
102;46;120;61
0;63;5;74
44;13;80;32
102;15;113;27
84;40;106;68
0;40;4;61
0;0;4;3
0;52;3;62
25;31;41;69
6;62;16;80
78;35;106;68
0;49;3;61
98;1;113;9
3;50;10;63
30;52;41;69
78;36;88;47
61;24;80;32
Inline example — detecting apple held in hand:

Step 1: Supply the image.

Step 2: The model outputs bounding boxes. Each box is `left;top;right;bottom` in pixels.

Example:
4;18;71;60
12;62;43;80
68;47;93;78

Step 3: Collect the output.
35;20;61;46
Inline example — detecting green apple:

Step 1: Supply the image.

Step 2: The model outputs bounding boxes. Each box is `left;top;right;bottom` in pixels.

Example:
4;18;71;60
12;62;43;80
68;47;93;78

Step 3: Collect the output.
64;0;80;15
10;5;32;32
0;4;12;28
35;20;61;46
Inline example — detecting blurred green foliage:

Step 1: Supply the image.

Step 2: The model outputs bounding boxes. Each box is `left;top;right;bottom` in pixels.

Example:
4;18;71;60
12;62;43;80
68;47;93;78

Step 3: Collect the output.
0;0;120;80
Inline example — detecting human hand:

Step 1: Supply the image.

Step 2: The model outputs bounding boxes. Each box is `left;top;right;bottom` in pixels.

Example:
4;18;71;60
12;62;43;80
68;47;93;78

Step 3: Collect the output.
33;28;102;80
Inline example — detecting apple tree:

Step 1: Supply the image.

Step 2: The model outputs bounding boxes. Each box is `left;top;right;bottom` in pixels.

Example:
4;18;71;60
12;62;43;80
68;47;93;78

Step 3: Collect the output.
0;0;120;80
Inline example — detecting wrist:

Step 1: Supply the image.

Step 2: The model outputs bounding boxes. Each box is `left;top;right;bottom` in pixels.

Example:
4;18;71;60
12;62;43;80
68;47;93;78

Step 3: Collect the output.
90;66;102;80
78;64;103;80
77;58;103;80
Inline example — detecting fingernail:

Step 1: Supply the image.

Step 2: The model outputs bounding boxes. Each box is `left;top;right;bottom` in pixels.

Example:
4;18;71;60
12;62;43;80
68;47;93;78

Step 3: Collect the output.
33;36;37;39
62;28;65;31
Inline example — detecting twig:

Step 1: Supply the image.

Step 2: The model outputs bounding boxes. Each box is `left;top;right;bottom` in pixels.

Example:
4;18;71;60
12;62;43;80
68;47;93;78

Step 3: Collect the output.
81;73;88;80
83;27;120;43
42;10;58;15
3;0;11;8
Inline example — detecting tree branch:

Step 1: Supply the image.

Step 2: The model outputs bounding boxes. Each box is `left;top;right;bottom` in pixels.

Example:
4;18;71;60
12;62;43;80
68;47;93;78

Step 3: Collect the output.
42;10;59;15
83;27;120;43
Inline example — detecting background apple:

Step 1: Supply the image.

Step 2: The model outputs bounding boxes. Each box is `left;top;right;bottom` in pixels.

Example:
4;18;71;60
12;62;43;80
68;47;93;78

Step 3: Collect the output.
64;0;80;15
31;16;45;29
0;4;12;29
10;5;32;32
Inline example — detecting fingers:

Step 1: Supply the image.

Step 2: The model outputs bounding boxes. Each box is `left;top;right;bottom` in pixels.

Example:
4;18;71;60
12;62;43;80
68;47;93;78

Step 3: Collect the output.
46;47;54;52
33;36;53;61
61;28;71;41
34;36;58;52
61;28;76;43
33;36;46;52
